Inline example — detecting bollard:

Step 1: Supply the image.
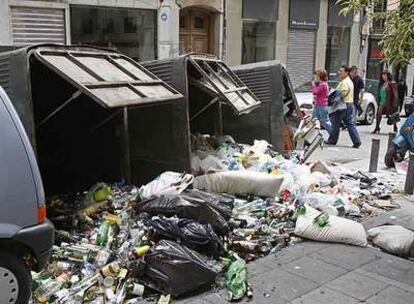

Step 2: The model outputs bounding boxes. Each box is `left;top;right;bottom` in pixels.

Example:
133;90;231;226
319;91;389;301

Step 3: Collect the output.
404;153;414;195
387;132;396;149
369;138;380;173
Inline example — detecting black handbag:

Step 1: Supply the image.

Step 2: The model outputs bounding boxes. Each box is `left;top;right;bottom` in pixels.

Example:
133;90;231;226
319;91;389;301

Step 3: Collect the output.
387;112;400;125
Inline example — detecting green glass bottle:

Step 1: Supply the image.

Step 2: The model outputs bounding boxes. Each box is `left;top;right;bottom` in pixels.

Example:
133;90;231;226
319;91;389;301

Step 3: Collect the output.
97;220;110;247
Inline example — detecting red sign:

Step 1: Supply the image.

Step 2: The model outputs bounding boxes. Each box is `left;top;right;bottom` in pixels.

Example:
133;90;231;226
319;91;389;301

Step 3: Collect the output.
370;49;384;59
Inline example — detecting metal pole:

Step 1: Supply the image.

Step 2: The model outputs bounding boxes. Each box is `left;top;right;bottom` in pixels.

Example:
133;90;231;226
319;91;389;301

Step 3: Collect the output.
404;153;414;195
217;100;223;135
221;0;227;61
190;97;218;122
36;90;81;129
122;107;131;183
369;138;380;172
387;132;396;149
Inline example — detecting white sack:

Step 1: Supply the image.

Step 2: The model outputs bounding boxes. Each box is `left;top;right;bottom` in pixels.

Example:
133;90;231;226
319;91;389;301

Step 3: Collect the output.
294;205;367;246
139;171;194;199
193;171;284;197
368;225;414;257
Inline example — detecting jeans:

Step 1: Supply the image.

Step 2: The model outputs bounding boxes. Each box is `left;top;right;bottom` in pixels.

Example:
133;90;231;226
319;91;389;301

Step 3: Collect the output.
353;101;363;122
312;106;332;134
353;104;358;123
328;103;361;145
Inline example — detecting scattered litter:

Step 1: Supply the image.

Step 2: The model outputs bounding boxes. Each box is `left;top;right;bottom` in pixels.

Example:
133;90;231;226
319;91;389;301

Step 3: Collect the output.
139;171;194;199
158;294;171;304
32;134;400;303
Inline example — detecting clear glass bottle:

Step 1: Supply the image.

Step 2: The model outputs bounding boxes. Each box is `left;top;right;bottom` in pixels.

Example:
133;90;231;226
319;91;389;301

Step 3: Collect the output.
33;272;71;302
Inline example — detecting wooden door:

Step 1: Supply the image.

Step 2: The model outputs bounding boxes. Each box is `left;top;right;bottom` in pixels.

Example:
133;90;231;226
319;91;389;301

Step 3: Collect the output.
179;9;212;54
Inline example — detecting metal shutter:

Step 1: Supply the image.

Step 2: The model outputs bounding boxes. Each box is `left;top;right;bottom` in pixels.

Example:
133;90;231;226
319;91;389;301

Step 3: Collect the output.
287;29;316;88
10;6;66;46
0;55;11;95
233;67;272;104
143;59;174;87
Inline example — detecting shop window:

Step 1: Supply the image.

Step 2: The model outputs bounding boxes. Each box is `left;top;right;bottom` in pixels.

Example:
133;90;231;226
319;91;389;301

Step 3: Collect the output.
241;0;277;64
124;16;137;33
104;19;114;34
71;6;157;61
81;18;93;35
372;0;386;34
325;26;350;78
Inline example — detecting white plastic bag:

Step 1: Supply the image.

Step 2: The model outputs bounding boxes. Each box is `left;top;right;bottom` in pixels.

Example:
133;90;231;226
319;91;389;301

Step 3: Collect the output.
194;170;284;197
198;155;227;173
294;205;367;246
139;171;194;199
279;172;298;196
368;225;414;257
302;193;339;215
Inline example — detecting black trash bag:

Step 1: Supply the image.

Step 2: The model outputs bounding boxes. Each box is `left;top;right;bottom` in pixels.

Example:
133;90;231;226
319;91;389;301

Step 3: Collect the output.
148;217;223;257
136;195;228;235
143;240;222;297
180;189;234;220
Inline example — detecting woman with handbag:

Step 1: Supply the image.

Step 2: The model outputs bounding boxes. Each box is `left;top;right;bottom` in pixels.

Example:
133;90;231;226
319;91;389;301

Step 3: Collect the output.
372;71;399;133
311;69;332;135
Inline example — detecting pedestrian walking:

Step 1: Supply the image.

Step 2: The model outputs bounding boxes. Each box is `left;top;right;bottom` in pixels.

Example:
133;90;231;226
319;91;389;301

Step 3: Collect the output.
398;79;408;113
372;70;399;133
311;69;332;135
350;66;364;122
326;65;361;148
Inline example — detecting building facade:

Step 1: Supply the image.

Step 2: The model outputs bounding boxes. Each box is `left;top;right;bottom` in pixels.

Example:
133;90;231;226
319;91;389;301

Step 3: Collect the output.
0;0;364;88
362;0;414;95
225;0;361;87
0;0;160;61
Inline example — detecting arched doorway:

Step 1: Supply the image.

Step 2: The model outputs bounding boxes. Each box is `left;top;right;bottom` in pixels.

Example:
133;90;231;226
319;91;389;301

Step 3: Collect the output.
179;8;214;55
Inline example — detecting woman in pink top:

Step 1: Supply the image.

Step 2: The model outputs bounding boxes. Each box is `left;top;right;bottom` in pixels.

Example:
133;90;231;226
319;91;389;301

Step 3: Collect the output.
311;69;332;135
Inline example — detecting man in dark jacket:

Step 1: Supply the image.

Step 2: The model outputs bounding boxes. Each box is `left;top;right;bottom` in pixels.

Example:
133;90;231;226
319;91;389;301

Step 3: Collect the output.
350;66;364;122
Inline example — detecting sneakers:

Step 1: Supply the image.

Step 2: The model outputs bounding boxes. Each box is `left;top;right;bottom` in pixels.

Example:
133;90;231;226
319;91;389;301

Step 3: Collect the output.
324;141;360;148
352;142;361;149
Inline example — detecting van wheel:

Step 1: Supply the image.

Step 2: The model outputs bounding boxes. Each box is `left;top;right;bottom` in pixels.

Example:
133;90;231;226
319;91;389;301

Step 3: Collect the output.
363;104;375;125
0;251;31;304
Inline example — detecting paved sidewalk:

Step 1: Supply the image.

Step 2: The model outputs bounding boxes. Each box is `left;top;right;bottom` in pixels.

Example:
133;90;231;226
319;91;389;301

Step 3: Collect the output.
176;244;414;304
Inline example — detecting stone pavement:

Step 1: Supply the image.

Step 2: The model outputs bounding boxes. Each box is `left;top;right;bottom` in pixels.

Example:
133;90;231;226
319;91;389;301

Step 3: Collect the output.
174;120;414;304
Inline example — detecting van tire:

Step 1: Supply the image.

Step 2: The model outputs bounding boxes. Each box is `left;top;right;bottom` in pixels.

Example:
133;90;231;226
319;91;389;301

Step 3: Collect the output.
0;251;31;304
